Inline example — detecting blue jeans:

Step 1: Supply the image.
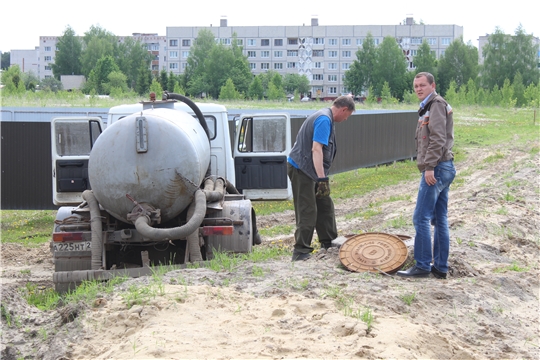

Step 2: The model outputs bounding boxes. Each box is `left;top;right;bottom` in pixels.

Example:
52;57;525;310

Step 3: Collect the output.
413;161;456;273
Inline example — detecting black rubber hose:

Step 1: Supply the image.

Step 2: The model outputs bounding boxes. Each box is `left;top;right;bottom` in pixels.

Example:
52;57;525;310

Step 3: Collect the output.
162;92;211;140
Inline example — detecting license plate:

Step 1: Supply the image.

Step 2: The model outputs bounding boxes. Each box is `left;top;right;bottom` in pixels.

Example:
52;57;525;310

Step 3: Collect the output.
53;241;91;252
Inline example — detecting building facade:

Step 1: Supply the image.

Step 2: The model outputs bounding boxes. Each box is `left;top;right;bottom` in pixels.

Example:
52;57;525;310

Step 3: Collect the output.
166;17;463;99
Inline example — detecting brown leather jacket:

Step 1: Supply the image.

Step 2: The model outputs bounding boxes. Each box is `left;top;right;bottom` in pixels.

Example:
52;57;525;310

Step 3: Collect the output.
415;92;454;172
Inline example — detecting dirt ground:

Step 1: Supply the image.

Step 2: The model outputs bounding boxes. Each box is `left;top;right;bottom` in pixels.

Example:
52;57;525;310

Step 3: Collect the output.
1;139;539;360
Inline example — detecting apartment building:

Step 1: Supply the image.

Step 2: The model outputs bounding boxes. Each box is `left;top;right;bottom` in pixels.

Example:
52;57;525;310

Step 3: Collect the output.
11;33;166;81
166;17;463;99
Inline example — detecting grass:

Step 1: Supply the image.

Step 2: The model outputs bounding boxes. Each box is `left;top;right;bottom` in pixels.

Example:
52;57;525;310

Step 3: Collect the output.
0;210;57;246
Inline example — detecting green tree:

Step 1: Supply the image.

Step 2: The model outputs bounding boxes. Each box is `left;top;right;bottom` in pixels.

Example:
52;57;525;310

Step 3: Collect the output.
1;65;24;94
40;76;63;92
1;51;9;70
149;78;163;95
413;40;436;74
85;55;120;94
283;73;310;95
159;69;168;90
185;29;216;96
248;76;264;99
344;33;377;95
523;83;540;107
266;82;284;100
373;36;408;99
115;37;153;90
219;78;241;100
167;71;178;93
204;44;236;99
23;71;39;91
80;25;117;77
103;70;128;95
136;60;152;95
437;38;478;96
508;25;540;87
51;25;82;79
512;71;526;107
500;78;517;107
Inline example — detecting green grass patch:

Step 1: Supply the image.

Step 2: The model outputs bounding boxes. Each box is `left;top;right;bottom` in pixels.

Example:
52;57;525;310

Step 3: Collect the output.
258;224;295;238
0;210;57;246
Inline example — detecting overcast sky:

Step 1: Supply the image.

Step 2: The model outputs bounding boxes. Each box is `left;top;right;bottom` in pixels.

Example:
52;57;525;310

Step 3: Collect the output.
2;0;538;53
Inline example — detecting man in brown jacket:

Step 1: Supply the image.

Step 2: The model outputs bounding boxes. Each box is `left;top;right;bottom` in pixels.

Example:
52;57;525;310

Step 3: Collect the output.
397;72;456;279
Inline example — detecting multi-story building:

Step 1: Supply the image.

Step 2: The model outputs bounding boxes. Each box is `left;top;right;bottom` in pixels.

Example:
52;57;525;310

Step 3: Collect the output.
11;33;166;81
166;17;463;99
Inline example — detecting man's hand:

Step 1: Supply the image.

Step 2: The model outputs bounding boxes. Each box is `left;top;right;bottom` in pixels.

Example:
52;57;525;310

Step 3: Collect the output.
424;170;437;186
316;177;330;198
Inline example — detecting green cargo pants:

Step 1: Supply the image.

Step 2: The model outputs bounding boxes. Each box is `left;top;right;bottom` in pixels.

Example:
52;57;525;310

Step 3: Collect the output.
287;163;338;254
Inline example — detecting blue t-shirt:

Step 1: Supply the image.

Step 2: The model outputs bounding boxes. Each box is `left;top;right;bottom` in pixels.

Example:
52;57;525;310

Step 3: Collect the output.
288;115;331;168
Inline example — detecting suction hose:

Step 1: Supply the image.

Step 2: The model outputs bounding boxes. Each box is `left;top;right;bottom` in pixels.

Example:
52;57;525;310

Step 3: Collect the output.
134;190;207;242
82;190;103;270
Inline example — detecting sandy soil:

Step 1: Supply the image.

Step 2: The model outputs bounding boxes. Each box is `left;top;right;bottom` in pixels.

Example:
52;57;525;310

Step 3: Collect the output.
1;139;539;360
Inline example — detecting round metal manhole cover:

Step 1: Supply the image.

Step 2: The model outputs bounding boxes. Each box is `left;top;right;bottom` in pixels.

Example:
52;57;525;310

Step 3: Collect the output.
339;232;408;273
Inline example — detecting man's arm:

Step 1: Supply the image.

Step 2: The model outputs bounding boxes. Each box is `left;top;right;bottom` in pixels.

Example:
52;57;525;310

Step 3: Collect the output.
312;141;326;178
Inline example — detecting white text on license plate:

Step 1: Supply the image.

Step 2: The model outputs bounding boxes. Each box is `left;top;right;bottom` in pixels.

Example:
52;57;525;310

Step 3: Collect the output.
53;241;91;252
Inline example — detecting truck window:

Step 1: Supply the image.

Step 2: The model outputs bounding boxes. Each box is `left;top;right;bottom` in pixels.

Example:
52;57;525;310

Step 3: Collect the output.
192;115;216;140
55;120;101;156
238;116;287;153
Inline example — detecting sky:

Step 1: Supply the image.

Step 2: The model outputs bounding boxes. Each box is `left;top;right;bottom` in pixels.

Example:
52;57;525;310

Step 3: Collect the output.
2;0;538;53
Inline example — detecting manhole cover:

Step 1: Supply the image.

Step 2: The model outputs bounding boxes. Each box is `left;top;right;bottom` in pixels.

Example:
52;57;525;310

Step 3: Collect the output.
339;232;408;273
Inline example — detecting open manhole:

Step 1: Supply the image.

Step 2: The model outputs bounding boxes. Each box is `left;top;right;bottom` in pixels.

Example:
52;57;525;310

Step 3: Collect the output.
339;232;408;273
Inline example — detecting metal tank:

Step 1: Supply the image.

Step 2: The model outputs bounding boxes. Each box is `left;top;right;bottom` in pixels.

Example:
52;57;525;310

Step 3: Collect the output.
88;106;210;223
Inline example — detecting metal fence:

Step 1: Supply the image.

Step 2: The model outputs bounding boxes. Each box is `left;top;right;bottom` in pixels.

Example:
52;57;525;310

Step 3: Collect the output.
1;109;417;210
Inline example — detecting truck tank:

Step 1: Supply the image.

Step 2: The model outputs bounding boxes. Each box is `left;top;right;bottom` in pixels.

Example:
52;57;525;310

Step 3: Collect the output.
88;106;210;223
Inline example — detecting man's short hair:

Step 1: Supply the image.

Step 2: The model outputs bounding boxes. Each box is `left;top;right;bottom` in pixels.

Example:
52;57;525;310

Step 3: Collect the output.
415;72;435;84
333;95;356;111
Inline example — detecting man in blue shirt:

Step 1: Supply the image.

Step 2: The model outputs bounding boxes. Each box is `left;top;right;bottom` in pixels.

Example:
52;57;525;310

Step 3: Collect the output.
287;95;356;261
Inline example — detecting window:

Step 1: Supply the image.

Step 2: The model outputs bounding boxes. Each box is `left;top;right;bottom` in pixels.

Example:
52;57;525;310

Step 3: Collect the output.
329;51;338;58
287;62;297;69
328;87;337;94
342;63;350;70
411;37;423;45
329;39;337;46
247;51;256;58
314;62;323;69
169;63;178;69
182;51;189;58
374;39;380;45
236;39;244;45
261;63;270;70
261;39;270;46
44;65;51;71
313;74;324;81
150;44;159;51
287;50;298;56
152;65;159;71
328;75;337;82
182;63;187;69
169;39;178;46
247;39;256;46
250;63;256;70
313;50;324;57
44;46;51;52
44;75;52;79
288;38;298;45
44;56;52;61
274;51;283;58
356;39;363;46
342;87;349;94
314;38;324;45
261;51;270;58
342;39;351;46
274;39;283;46
169;51;178;58
328;63;337;70
342;51;351;58
410;50;417;56
182;39;191;46
442;38;451;45
237;115;287;153
221;38;231;45
274;63;283;70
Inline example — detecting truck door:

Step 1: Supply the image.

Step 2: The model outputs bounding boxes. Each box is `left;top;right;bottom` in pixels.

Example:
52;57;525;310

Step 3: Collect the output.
233;113;292;200
51;117;103;206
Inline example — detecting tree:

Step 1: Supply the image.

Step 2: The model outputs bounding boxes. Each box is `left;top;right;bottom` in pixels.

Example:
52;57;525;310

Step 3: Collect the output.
438;38;478;96
136;60;152;95
40;76;63;92
51;25;83;79
373;36;408;99
159;69;168;90
344;33;377;95
103;71;129;95
1;51;10;70
508;25;539;87
167;71;178;94
219;78;241;100
85;55;120;94
248;76;264;99
23;71;39;91
413;40;436;75
115;37;153;90
1;65;24;94
203;44;236;98
185;29;216;96
80;25;117;77
283;74;310;95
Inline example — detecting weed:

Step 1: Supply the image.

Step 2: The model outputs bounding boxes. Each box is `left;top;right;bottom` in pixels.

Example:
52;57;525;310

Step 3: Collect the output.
494;261;529;273
495;207;508;215
456;237;463;245
400;292;417;306
387;213;408;229
503;192;515;202
252;265;265;277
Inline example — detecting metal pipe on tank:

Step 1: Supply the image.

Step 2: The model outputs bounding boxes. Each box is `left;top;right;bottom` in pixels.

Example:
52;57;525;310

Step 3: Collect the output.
82;190;103;270
134;190;207;241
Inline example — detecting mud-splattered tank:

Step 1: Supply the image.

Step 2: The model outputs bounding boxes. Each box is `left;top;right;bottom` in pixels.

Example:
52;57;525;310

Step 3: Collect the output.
88;107;210;223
